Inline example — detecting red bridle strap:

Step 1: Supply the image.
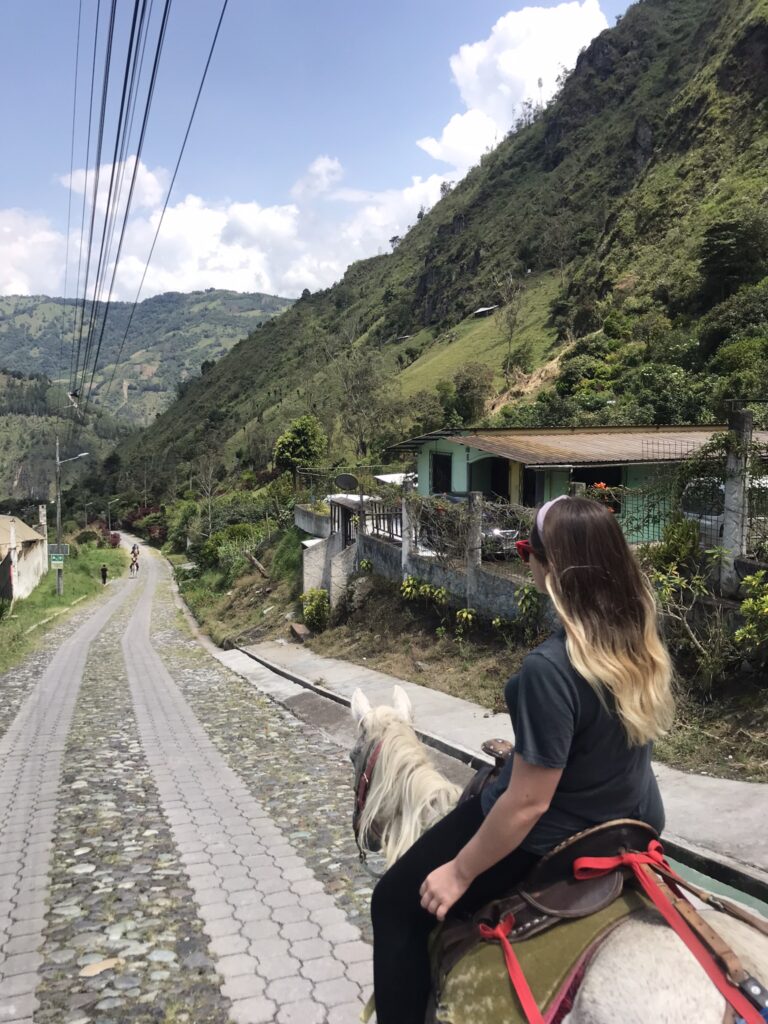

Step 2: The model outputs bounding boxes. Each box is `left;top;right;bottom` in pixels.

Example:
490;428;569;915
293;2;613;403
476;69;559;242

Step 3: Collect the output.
573;841;764;1024
479;915;546;1024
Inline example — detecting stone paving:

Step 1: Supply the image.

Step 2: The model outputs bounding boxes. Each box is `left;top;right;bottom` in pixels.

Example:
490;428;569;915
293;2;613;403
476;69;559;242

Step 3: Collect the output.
0;595;120;745
0;582;132;1023
35;590;231;1024
151;578;380;943
0;549;376;1023
127;557;371;1024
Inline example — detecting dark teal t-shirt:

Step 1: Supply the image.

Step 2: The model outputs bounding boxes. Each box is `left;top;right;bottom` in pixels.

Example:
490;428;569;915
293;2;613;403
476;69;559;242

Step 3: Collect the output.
481;627;664;855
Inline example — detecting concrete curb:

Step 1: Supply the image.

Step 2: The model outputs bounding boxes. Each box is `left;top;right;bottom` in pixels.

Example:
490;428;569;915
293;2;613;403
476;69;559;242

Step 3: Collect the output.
234;645;768;906
162;554;768;906
234;643;495;773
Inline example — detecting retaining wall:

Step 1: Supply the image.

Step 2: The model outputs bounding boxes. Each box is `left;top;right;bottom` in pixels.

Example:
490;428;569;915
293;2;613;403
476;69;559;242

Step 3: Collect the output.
358;534;402;583
295;505;331;539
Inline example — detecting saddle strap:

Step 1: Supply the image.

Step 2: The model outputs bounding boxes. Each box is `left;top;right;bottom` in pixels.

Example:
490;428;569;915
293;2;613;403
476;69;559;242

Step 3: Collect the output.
652;863;768;940
574;844;765;1024
478;915;545;1024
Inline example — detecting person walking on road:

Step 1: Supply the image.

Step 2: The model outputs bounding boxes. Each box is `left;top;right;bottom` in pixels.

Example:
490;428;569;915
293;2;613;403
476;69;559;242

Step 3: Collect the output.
100;563;108;586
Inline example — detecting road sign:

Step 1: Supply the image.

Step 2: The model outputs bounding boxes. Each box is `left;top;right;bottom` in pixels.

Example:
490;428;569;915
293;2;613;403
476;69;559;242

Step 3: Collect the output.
49;543;70;555
50;554;65;567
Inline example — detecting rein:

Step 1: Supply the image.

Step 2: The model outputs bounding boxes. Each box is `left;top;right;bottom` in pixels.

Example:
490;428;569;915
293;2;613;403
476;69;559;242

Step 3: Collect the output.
353;739;385;878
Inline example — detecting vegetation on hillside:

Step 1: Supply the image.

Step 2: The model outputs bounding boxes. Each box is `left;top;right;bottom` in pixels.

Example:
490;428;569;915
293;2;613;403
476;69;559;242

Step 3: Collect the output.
106;0;768;500
0;289;291;425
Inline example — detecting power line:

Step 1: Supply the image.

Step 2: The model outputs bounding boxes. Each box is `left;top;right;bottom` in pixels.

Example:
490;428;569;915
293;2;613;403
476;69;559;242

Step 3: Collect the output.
75;0;144;402
56;0;84;426
80;0;173;413
68;0;102;398
98;0;230;412
69;0;119;411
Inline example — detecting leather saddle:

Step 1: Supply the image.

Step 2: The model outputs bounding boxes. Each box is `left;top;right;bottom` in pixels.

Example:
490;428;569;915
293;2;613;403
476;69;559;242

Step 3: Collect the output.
437;738;658;988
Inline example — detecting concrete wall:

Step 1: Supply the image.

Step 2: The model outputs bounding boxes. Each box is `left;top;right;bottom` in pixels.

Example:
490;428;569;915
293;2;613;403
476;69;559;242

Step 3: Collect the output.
302;531;359;609
471;566;524;620
13;542;47;600
358;533;401;583
302;532;344;594
330;544;358;608
404;554;468;605
294;505;331;539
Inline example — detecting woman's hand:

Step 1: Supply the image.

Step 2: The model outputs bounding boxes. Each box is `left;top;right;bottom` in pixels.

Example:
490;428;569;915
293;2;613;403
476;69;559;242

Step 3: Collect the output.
419;860;473;921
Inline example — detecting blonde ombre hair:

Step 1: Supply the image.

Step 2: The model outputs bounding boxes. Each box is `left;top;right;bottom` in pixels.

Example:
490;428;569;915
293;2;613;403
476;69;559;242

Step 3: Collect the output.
531;497;674;746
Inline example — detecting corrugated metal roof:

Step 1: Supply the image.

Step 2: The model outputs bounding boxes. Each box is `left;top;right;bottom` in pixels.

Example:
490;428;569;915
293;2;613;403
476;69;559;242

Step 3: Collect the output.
0;515;44;547
449;427;768;465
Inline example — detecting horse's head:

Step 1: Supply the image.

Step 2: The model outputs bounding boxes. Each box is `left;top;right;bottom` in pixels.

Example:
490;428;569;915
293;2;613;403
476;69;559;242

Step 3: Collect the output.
349;685;413;858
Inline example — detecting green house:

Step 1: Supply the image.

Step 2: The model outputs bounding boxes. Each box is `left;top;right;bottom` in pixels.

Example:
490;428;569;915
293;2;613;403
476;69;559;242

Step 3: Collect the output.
389;425;735;544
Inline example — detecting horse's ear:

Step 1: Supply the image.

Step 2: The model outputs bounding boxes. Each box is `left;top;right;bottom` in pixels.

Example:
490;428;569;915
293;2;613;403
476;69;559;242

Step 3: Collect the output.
351;688;372;723
392;685;412;723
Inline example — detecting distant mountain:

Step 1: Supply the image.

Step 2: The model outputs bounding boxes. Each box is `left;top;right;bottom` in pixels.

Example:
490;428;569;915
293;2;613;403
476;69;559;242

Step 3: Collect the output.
118;0;768;490
0;289;292;425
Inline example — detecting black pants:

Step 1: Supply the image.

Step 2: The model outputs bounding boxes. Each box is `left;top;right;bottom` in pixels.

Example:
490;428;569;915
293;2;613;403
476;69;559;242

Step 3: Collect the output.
371;796;537;1024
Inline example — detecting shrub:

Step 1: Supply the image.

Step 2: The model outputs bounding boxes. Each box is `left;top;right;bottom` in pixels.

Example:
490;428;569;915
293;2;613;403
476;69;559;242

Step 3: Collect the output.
645;518;701;572
735;572;768;672
301;588;330;632
75;530;99;545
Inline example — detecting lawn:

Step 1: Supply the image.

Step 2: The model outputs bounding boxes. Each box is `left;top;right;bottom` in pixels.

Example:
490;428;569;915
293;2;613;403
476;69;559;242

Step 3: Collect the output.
399;271;561;397
0;544;128;674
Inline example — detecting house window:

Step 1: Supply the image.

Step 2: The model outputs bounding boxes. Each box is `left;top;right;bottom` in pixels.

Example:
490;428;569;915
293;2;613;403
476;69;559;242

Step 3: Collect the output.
431;452;452;494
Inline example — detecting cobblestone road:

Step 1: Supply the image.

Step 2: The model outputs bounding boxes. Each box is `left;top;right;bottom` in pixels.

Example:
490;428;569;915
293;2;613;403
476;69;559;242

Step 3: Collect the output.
0;551;373;1024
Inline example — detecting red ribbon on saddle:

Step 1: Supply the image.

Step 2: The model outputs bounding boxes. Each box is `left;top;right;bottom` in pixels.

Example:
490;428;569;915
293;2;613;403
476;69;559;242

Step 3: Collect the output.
573;840;764;1024
479;915;546;1024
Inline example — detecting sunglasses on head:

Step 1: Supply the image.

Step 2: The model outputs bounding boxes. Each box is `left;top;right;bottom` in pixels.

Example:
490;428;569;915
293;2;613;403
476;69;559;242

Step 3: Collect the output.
515;539;533;563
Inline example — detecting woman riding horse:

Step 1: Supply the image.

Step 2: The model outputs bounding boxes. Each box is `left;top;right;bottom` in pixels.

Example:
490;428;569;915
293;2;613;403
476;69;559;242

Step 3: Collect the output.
371;495;675;1024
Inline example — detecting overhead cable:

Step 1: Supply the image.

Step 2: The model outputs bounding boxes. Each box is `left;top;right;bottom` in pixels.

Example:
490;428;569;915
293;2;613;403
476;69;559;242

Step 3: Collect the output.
99;0;230;412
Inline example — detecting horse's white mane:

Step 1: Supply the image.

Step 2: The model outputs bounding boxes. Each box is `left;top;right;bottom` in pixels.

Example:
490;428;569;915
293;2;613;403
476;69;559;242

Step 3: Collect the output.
353;690;462;866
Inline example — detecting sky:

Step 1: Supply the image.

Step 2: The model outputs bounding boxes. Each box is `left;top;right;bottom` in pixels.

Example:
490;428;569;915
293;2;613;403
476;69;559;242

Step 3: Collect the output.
0;0;632;301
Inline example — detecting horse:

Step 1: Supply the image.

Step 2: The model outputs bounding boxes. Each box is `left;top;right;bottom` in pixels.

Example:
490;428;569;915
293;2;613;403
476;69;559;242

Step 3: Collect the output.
350;685;768;1024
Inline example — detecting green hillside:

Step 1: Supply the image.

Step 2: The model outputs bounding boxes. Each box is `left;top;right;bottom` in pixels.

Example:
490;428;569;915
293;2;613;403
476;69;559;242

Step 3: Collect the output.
118;0;768;485
0;370;127;500
28;0;768;494
0;289;292;425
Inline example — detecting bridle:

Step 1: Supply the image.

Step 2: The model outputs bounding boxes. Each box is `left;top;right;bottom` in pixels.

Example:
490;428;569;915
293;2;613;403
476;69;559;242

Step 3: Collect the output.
352;737;385;877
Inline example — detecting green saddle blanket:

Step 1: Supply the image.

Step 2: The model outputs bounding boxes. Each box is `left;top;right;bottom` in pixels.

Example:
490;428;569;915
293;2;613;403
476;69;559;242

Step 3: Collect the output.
431;890;649;1024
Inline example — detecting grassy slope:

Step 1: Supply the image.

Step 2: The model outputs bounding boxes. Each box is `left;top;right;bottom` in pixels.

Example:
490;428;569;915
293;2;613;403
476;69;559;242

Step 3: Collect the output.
123;0;768;469
399;273;560;396
0;545;127;674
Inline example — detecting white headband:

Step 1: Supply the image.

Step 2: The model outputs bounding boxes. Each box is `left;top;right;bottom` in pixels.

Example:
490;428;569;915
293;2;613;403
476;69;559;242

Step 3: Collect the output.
535;494;569;538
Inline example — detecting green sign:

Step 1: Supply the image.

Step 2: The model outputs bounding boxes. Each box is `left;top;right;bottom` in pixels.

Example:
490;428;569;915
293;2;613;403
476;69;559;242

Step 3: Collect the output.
50;554;65;567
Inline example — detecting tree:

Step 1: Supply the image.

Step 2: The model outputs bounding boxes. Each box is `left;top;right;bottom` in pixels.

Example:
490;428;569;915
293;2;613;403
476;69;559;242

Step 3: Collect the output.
272;415;327;474
699;209;768;308
453;364;494;423
439;181;455;198
194;453;221;537
494;265;527;387
389;236;402;251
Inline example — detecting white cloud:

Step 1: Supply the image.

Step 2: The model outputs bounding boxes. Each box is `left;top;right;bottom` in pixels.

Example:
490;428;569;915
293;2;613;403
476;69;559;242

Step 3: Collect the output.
417;109;500;172
61;155;167;213
290;155;344;199
0;209;65;295
418;0;608;170
2;5;611;301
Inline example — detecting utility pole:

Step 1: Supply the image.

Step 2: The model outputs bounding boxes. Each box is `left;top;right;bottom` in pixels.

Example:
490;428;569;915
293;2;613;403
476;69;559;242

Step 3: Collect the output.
55;436;89;597
106;498;118;533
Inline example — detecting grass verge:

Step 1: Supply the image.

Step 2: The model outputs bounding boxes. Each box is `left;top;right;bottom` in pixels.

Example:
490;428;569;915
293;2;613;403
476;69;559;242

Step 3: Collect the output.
0;544;128;674
173;527;305;647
